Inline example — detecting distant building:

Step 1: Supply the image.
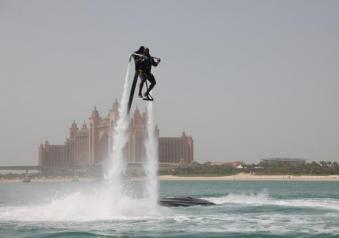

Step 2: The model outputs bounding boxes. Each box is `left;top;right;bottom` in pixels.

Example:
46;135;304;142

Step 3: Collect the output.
261;158;306;164
159;132;194;164
39;100;194;169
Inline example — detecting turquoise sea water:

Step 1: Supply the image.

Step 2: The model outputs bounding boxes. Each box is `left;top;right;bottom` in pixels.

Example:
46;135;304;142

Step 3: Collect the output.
1;180;339;238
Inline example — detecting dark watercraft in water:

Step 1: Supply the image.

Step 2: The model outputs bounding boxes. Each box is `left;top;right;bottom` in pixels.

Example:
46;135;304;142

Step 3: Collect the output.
159;196;215;207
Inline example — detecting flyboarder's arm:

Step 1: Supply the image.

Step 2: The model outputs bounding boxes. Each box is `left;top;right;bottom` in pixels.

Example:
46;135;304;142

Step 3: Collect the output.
132;53;160;61
131;53;147;59
129;53;146;65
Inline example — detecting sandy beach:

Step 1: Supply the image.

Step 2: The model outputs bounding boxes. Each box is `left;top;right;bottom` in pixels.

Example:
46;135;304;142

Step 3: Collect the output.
159;174;339;181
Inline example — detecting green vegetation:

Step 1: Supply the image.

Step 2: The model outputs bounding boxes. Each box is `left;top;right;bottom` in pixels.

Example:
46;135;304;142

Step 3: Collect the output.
160;162;238;176
253;161;339;175
0;172;39;180
160;160;339;176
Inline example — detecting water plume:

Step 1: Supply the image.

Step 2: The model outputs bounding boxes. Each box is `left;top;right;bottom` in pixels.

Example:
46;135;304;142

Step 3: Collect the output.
105;61;131;203
104;61;160;214
144;102;159;210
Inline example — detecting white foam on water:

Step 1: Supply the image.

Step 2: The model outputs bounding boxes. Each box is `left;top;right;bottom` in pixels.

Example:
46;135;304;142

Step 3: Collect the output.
204;191;339;211
0;189;164;221
274;198;339;211
165;211;339;235
204;191;270;205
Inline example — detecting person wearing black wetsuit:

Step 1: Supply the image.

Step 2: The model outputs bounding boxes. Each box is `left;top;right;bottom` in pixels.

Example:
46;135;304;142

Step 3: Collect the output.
128;46;145;113
138;48;160;99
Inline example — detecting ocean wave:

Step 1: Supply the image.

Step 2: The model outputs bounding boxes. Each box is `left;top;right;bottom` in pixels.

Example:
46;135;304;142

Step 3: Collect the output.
203;192;339;211
164;212;339;235
35;231;112;238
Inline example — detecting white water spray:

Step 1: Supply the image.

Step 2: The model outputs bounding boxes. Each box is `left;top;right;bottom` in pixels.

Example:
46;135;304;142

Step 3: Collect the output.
104;60;159;213
105;62;132;201
144;102;159;209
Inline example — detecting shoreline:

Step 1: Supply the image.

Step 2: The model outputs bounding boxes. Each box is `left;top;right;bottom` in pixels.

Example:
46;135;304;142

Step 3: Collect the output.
1;174;339;183
159;174;339;181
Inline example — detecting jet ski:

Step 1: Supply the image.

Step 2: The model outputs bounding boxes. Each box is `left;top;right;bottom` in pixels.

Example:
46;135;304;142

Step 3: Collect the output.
159;196;215;207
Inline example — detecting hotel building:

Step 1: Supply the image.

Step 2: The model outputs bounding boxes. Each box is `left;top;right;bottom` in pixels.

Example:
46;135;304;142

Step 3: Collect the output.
39;100;193;169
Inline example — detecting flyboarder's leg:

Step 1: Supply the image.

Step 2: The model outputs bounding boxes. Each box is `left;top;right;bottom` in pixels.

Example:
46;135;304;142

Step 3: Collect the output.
142;81;154;101
138;73;147;98
144;73;156;97
127;72;139;114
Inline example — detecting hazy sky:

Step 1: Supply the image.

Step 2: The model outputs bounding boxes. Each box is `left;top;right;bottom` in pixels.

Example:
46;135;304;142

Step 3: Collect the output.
0;0;338;165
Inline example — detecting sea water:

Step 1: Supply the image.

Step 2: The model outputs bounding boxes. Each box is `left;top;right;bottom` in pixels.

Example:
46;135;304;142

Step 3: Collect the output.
0;180;339;238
